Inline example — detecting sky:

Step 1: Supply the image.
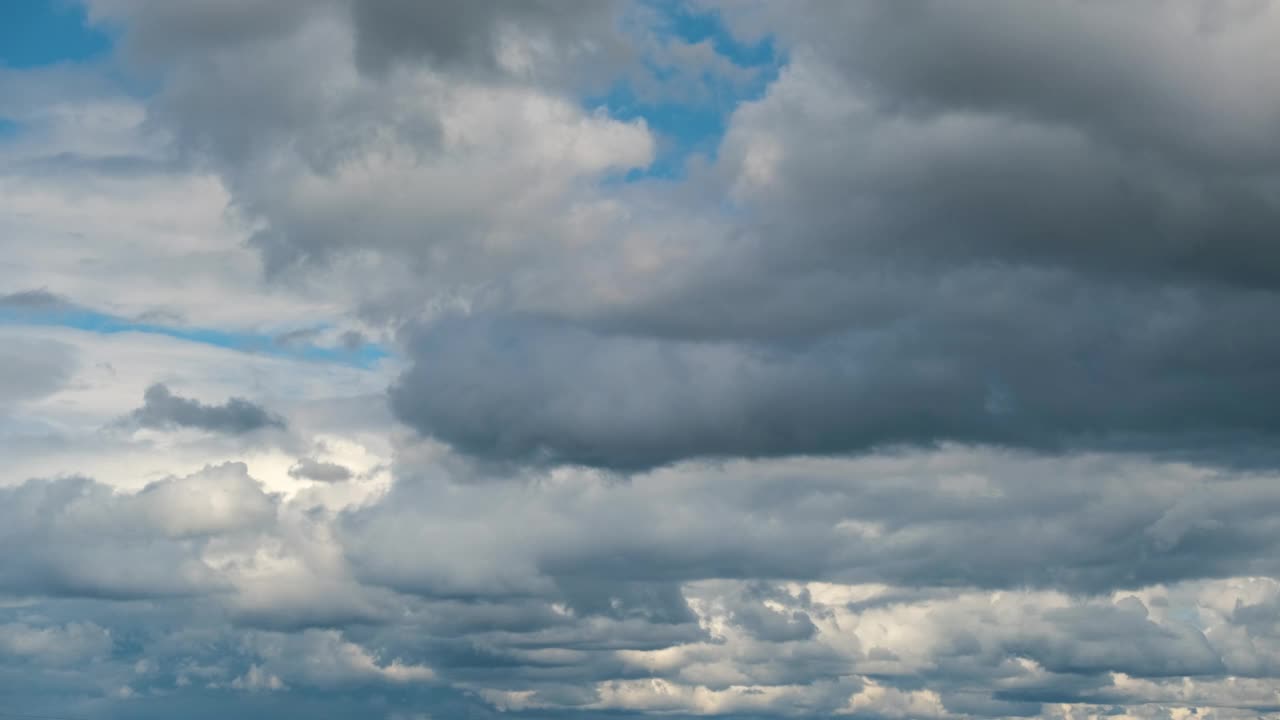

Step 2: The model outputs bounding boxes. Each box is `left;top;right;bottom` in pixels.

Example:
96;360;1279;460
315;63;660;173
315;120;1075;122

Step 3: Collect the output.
4;1;1280;718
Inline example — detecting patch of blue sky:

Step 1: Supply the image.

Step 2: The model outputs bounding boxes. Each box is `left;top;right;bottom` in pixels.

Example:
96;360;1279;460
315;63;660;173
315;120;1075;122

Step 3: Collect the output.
0;306;389;369
593;1;782;180
0;117;19;140
0;0;113;68
600;92;731;181
655;0;776;67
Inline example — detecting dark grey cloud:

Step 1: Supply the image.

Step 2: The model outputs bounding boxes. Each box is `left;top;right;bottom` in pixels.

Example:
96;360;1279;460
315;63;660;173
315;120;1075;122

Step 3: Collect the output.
88;0;324;59
553;578;698;626
386;0;1280;470
392;279;1280;470
740;0;1280;170
287;457;354;483
338;329;366;350
129;383;285;434
349;0;628;81
721;583;817;643
0;288;70;309
273;326;324;348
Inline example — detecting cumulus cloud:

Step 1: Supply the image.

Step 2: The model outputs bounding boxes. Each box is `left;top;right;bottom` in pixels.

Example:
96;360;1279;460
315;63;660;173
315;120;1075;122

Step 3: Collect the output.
4;449;1280;718
0;463;273;599
378;0;1280;470
7;1;1280;719
128;383;286;434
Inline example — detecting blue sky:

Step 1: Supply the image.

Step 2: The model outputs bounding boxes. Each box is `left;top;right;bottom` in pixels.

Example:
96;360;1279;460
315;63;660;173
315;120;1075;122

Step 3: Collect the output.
1;1;111;137
594;1;781;179
0;0;111;68
0;303;389;367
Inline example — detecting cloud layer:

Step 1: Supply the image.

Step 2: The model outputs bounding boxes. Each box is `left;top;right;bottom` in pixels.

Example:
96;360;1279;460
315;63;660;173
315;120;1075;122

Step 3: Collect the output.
5;1;1280;719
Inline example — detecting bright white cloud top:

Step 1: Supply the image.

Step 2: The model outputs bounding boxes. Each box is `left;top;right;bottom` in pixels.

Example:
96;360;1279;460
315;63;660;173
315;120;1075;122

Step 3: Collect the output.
4;2;1280;719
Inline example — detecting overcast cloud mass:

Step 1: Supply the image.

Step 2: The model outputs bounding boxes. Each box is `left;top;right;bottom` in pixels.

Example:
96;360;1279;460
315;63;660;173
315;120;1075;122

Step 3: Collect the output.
4;1;1280;718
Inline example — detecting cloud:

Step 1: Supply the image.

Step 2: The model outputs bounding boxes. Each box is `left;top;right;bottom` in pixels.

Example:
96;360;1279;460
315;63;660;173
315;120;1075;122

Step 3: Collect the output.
10;1;1280;719
128;383;286;434
0;336;78;408
84;0;653;320
348;0;629;83
391;285;1280;470
0;81;341;331
0;463;273;599
0;288;70;309
343;449;1280;599
273;326;324;347
128;460;278;537
4;448;1280;718
288;457;353;483
0;622;113;667
238;629;436;688
380;1;1280;469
